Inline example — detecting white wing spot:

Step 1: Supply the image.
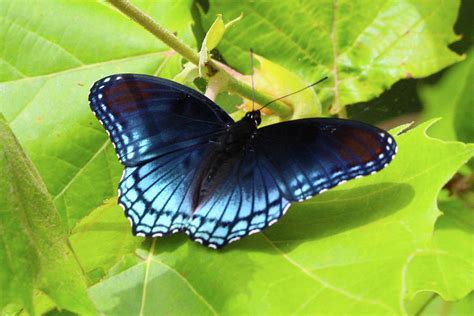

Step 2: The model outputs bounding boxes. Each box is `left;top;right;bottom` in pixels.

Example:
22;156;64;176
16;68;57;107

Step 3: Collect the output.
384;163;388;168
127;216;133;226
195;238;203;244
378;153;384;159
172;229;179;234
337;180;347;186
115;76;123;80
136;232;146;237
355;175;363;179
370;171;377;175
269;219;278;226
208;244;218;249
152;232;163;237
387;137;393;144
229;237;240;243
103;77;111;83
98;93;103;100
283;203;291;214
319;189;328;194
249;229;260;235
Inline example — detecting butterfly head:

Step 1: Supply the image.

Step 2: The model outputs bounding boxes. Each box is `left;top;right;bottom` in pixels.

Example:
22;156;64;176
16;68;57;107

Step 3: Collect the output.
244;111;261;126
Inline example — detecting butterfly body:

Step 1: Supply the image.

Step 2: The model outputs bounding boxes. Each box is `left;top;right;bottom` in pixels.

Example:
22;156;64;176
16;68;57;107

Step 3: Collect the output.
89;74;397;249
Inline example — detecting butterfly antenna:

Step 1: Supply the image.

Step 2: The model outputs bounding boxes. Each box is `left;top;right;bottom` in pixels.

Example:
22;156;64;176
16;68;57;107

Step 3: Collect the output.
259;76;328;110
250;48;255;112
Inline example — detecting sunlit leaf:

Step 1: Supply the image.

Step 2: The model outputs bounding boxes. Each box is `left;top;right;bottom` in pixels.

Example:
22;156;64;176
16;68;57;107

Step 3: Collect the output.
0;0;194;229
0;116;94;315
201;0;463;114
420;48;474;143
405;197;474;302
88;121;474;315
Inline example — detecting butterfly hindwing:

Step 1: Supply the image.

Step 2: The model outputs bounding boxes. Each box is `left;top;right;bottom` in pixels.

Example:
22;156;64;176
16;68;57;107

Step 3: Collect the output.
256;118;397;201
89;74;233;166
119;143;215;236
186;148;290;249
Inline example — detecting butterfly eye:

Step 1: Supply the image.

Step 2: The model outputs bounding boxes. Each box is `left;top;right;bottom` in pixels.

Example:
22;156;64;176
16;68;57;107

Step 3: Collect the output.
254;116;261;125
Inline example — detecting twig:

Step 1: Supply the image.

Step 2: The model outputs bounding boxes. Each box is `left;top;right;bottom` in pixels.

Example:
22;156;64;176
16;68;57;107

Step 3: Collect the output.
107;0;292;117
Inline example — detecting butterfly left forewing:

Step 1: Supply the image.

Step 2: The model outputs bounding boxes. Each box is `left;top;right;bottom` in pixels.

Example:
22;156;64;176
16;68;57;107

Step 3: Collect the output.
89;74;233;166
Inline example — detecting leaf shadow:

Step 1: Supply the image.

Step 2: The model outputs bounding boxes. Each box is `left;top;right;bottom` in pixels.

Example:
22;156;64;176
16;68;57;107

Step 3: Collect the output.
233;182;415;253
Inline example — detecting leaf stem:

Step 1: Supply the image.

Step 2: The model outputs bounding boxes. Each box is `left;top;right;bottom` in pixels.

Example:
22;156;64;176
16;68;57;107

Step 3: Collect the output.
107;0;292;117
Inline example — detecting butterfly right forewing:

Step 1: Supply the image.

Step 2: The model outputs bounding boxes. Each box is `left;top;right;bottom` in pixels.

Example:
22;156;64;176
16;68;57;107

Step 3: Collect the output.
255;118;397;201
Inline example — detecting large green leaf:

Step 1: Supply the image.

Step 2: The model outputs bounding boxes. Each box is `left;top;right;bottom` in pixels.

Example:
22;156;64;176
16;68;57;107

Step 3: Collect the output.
69;199;143;284
418;292;474;316
0;116;93;315
405;197;474;302
419;48;474;143
201;0;463;113
86;121;473;315
0;0;194;229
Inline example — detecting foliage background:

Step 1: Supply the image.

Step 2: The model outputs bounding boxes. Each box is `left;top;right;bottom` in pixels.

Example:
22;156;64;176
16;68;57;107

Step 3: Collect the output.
0;0;473;315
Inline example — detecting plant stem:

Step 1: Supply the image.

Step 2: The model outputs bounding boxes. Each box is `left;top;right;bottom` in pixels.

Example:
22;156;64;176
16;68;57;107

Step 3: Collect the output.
107;0;292;118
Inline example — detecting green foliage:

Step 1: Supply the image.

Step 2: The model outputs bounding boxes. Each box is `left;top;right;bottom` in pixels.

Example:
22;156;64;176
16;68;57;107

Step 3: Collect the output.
0;0;472;315
87;121;474;315
202;0;463;113
420;48;474;143
0;116;93;315
405;197;474;302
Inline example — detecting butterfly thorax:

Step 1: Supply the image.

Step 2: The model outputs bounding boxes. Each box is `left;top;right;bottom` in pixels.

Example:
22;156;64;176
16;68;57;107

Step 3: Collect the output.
192;112;260;210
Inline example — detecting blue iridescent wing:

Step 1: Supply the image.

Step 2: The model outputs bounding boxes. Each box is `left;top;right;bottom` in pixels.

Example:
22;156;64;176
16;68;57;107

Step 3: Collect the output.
256;118;397;201
89;74;230;236
186;148;290;249
119;142;216;236
186;118;396;249
89;74;233;166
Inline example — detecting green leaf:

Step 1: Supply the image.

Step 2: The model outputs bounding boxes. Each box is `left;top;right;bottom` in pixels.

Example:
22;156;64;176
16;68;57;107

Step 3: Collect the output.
199;14;225;77
420;48;474;143
0;0;194;229
69;199;143;283
231;55;323;123
405;197;474;302
201;0;463;113
418;292;474;316
87;121;474;315
0;116;94;315
198;14;243;77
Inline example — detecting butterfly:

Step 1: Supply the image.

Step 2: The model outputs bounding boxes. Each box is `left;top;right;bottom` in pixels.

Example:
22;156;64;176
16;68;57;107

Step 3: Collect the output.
89;74;397;249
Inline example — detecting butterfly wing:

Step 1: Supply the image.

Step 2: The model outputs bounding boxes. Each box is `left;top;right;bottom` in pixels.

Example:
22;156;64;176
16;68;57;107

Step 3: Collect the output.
89;74;233;166
186;118;396;249
119;142;216;236
256;118;397;201
186;147;290;248
89;74;231;236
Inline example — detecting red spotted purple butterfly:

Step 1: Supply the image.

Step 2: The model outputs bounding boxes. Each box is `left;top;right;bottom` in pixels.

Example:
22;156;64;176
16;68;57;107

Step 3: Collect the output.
89;74;396;249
